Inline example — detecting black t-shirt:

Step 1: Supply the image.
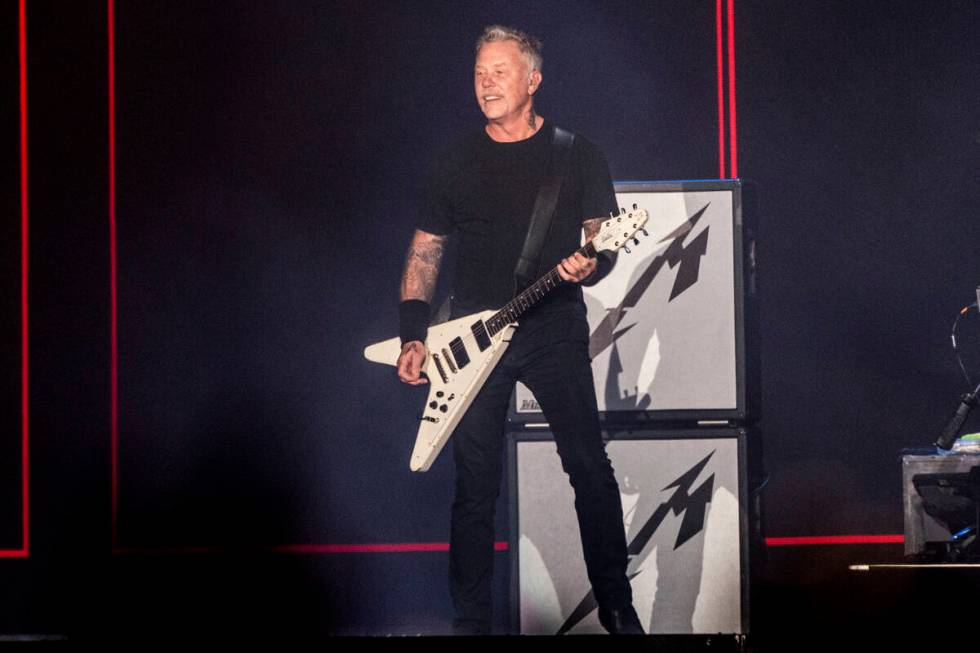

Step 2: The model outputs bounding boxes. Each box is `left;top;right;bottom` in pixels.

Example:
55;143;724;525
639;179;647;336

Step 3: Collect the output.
418;123;618;315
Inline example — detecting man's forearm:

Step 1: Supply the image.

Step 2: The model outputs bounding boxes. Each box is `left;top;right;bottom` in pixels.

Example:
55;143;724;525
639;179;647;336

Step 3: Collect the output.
400;230;447;303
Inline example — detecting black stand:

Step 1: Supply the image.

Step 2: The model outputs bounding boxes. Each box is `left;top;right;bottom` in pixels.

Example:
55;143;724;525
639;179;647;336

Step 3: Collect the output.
935;381;980;450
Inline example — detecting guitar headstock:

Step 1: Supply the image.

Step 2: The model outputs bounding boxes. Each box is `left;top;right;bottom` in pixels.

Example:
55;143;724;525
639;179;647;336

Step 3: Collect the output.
591;205;649;254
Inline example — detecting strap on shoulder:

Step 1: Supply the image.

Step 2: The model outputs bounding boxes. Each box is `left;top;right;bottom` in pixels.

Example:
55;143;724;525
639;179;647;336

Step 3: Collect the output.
513;126;576;293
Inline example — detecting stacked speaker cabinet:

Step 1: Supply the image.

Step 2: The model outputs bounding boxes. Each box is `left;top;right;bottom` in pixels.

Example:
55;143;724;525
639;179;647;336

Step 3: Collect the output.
507;180;756;636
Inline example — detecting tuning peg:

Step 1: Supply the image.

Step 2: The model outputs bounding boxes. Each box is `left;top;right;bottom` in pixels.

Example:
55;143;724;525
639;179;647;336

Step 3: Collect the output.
633;237;640;246
623;245;631;253
641;228;649;237
632;203;637;210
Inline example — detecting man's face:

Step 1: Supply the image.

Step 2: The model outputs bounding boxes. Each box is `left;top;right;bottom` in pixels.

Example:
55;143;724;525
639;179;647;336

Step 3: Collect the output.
474;40;539;123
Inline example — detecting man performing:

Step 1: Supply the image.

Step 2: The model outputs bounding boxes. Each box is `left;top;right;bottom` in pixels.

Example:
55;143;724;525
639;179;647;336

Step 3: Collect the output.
395;25;644;636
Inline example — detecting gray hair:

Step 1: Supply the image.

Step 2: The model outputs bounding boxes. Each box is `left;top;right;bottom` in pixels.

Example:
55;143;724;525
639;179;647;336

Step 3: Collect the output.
475;24;543;74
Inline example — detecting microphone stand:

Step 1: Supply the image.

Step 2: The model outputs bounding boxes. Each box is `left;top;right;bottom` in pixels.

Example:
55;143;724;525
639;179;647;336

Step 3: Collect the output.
935;380;980;450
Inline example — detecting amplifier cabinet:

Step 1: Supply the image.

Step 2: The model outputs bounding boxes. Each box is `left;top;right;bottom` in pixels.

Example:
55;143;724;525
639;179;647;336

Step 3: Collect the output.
511;179;754;426
509;427;749;635
902;452;980;557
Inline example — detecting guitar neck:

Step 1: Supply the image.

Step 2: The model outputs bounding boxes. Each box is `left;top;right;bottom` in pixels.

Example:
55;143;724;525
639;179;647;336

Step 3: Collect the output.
486;241;598;337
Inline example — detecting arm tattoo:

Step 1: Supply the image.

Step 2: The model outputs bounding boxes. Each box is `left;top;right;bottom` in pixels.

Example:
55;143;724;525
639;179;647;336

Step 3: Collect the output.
582;217;602;242
400;231;447;303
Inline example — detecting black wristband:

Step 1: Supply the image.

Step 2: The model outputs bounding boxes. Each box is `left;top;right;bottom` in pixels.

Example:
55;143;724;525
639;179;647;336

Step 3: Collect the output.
399;300;431;345
581;250;617;287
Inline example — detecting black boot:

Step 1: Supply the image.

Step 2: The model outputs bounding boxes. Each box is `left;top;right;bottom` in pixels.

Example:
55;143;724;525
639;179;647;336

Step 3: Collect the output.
598;605;645;635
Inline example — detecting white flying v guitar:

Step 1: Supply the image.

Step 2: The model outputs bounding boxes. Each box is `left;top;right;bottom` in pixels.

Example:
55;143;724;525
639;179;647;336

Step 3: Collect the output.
365;205;650;472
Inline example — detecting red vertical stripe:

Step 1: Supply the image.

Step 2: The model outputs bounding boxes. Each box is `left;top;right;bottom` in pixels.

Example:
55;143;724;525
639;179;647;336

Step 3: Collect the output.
15;0;30;559
715;0;726;178
727;0;738;178
108;0;119;550
0;0;32;560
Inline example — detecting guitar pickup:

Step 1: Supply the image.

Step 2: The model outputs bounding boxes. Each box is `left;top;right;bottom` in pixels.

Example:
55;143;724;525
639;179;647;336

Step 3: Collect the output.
431;353;449;384
470;320;491;351
419;415;440;423
449;337;470;369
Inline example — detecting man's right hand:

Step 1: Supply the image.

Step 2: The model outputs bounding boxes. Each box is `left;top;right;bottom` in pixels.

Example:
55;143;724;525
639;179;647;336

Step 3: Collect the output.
397;340;428;385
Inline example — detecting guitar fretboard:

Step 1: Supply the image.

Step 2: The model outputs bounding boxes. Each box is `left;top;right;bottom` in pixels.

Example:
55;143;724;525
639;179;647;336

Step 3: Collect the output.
485;241;597;336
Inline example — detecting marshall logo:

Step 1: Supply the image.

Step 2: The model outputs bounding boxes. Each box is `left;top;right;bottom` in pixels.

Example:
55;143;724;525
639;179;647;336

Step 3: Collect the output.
520;398;541;411
589;203;711;360
556;450;717;635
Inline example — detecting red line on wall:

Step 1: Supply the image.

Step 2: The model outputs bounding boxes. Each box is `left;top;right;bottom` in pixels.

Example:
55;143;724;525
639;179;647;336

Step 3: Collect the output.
766;535;904;547
6;0;32;559
112;537;907;555
113;542;510;555
715;0;726;179
727;0;738;178
108;0;119;550
278;542;510;554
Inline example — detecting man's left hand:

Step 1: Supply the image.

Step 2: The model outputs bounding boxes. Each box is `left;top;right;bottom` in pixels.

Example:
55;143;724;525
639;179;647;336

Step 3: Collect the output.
557;252;597;283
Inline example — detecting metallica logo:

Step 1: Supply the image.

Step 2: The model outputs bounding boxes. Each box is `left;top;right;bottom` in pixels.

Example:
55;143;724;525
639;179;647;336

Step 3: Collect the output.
589;203;711;360
556;451;716;635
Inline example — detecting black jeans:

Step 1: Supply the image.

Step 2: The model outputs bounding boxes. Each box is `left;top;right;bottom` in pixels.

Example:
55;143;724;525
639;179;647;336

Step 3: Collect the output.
448;306;632;634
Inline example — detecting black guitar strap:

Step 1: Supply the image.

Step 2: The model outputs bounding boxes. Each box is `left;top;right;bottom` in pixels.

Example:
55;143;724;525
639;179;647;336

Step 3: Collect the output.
513;125;576;294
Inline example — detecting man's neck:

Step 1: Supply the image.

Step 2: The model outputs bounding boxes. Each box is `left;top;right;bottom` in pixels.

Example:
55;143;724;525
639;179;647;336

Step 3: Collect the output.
485;107;544;143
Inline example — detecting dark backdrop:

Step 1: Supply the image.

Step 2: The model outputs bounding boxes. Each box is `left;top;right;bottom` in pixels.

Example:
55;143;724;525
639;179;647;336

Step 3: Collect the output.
3;0;980;641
